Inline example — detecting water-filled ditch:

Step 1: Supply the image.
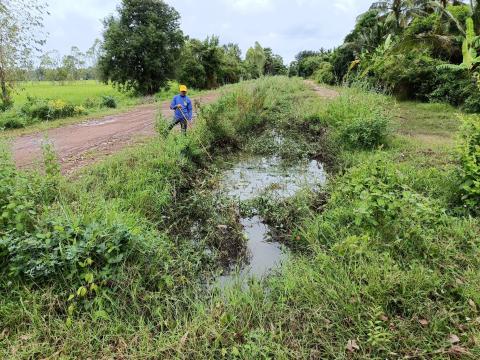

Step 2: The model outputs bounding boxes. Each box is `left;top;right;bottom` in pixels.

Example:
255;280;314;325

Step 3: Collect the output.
216;156;326;286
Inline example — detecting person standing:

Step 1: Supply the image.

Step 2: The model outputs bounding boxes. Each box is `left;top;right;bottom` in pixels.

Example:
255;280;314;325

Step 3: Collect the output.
168;85;193;134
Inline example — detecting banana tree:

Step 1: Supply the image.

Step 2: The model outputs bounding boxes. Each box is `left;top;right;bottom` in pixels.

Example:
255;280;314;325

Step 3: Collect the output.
438;17;480;88
439;17;480;70
471;0;480;33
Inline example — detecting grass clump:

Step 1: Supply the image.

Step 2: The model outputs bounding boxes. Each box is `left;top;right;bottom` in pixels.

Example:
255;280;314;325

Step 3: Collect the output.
323;89;393;150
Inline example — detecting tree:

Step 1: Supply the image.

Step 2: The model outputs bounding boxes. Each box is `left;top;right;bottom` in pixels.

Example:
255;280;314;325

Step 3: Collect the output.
370;0;420;31
471;0;480;32
86;39;102;68
293;49;331;78
221;43;243;84
288;61;299;77
263;48;288;76
197;36;224;89
178;39;207;89
344;9;390;53
245;42;266;78
98;0;184;95
85;39;102;79
178;36;227;89
0;0;47;110
439;17;480;71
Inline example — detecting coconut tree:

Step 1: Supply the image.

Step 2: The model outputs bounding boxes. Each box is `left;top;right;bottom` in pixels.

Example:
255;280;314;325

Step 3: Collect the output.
370;0;421;31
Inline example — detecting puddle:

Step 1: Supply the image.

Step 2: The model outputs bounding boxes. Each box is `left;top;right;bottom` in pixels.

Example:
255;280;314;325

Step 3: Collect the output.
217;216;287;286
79;118;117;127
221;156;326;201
216;156;326;287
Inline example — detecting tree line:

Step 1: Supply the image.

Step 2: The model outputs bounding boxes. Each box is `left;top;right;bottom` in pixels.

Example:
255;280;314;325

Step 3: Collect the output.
15;41;102;83
5;0;479;112
98;0;287;94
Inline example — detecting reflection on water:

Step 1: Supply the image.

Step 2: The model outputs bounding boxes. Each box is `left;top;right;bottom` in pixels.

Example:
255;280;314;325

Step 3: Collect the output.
217;216;287;286
221;156;326;201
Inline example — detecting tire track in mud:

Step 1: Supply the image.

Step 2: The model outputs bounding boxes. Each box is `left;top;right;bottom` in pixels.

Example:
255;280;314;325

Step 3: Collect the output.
11;92;219;174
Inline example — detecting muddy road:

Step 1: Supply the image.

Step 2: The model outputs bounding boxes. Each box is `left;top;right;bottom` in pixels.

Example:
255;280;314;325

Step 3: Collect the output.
11;92;219;173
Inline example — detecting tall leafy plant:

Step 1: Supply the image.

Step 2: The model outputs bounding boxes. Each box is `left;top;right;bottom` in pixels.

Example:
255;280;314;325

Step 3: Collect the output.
438;18;480;73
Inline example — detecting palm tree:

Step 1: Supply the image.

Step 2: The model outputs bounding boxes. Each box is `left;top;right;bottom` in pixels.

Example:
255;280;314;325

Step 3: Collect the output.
370;0;422;31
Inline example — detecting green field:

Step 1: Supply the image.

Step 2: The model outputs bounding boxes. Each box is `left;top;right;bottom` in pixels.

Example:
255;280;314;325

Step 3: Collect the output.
0;81;145;134
12;80;131;105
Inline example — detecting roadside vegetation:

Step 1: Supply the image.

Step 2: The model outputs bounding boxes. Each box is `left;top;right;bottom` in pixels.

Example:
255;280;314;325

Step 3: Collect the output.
2;76;479;358
291;0;480;114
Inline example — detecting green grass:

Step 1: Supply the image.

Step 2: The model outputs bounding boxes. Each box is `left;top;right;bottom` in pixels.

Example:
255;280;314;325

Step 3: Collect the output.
396;101;460;139
1;77;479;358
12;80;131;105
0;80;143;135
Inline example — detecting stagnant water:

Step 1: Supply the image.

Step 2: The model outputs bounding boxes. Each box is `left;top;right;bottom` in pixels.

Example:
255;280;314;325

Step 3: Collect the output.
216;156;326;286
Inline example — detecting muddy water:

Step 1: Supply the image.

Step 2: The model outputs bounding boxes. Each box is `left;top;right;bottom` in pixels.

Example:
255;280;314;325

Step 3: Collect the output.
217;156;326;286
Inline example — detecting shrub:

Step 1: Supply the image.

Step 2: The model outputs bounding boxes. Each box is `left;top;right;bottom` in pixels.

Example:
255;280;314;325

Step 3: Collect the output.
462;93;480;113
305;156;480;270
83;97;99;109
339;112;390;149
101;95;117;108
428;68;478;109
458;115;480;212
356;48;440;101
21;97;86;121
313;62;335;85
0;112;28;129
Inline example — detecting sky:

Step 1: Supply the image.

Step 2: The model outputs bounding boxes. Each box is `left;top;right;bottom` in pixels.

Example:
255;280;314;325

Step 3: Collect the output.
43;0;373;63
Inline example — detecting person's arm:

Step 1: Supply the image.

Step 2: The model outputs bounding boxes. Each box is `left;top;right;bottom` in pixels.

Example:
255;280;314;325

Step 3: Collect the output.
187;99;193;121
170;96;177;110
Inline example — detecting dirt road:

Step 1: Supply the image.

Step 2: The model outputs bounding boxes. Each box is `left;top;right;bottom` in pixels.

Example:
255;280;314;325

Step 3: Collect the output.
11;92;219;173
304;80;339;99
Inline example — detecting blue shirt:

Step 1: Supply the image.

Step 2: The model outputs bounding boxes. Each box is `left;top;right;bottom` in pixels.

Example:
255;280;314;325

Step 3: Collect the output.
170;94;193;121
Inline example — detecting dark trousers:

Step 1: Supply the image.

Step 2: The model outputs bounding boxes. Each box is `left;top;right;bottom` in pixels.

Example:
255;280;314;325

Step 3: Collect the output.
168;118;187;134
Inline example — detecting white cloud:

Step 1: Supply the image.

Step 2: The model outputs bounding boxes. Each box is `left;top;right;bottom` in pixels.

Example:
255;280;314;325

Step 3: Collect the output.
229;0;273;13
334;0;356;12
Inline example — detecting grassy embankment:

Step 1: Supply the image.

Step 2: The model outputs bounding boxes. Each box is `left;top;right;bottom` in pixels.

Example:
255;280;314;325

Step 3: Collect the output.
1;77;479;358
0;80;200;137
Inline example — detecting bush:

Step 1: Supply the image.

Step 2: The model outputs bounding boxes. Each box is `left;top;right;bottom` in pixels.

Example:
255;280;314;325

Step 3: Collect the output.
83;97;99;109
458;115;480;212
305;156;480;269
21;97;86;121
0;112;28;129
313;62;335;85
355;48;440;100
462;93;480;113
339;113;390;149
101;95;117;108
